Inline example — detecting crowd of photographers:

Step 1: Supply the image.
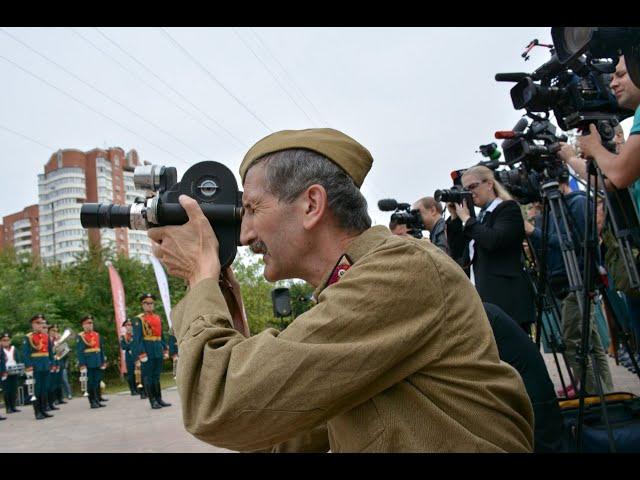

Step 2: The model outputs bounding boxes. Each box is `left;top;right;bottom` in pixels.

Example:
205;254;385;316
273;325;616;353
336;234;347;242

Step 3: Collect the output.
389;53;640;416
383;53;640;451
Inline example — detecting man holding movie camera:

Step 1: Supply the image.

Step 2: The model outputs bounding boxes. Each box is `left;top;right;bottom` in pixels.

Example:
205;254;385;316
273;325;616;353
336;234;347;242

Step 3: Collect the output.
147;128;534;453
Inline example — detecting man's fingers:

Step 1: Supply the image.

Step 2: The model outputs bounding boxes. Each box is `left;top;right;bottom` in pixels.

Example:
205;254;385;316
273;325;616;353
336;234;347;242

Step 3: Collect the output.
179;195;207;222
148;226;169;243
590;123;598;135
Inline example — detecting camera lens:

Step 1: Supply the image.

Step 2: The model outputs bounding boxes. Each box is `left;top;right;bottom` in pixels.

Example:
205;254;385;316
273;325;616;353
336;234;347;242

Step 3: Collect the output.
81;203;132;229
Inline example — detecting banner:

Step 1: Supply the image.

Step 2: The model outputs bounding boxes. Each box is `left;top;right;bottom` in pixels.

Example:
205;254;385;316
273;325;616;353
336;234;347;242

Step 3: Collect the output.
150;255;173;330
106;262;128;376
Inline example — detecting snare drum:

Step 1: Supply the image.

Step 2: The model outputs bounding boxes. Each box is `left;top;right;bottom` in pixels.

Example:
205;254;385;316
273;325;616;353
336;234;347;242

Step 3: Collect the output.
7;363;25;376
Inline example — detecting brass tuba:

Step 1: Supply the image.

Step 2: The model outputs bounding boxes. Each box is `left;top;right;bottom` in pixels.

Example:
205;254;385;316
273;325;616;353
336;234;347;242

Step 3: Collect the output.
54;328;74;360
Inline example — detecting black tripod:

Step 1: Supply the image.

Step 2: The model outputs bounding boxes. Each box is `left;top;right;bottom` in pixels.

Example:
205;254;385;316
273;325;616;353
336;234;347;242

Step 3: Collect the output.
525;238;577;397
531;176;618;451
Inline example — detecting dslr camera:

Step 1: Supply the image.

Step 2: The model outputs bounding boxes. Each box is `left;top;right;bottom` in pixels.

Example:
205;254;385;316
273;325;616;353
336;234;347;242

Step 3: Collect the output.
80;161;243;268
378;199;425;239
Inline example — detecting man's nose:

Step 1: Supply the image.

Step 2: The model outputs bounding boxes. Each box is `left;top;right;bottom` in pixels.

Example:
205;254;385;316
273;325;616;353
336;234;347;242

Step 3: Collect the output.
239;216;255;246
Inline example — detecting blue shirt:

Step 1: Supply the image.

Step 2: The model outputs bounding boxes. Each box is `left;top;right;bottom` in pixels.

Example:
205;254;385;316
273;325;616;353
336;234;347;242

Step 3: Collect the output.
630;106;640;209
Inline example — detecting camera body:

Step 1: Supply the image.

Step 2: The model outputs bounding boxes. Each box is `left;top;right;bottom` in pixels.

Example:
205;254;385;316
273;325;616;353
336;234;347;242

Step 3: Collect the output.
80;161;243;268
378;199;425;239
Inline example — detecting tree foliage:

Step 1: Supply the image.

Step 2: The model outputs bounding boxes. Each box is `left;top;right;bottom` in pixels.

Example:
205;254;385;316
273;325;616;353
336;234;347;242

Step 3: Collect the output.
0;246;314;379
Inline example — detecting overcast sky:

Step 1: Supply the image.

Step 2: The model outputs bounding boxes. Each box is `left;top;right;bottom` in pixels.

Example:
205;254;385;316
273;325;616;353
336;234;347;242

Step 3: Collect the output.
1;27;634;228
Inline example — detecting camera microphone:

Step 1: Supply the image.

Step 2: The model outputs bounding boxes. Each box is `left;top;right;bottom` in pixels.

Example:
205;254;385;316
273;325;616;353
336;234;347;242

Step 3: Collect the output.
378;199;399;211
495;72;529;82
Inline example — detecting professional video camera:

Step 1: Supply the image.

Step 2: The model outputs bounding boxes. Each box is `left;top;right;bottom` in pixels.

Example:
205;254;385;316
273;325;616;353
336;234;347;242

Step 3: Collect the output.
378;199;425;239
496;41;633;136
80;161;243;268
551;27;640;89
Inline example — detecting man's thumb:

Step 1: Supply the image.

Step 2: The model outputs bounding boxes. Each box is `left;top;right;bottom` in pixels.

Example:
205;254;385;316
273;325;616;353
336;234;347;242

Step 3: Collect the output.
179;195;205;221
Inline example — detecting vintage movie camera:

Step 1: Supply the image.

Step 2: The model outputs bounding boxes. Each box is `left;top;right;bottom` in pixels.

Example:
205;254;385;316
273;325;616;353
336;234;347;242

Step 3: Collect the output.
80;162;243;268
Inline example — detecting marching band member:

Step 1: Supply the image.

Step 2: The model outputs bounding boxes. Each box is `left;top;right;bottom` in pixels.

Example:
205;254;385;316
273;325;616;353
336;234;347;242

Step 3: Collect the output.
1;333;21;415
120;319;138;396
22;314;53;420
47;325;65;410
76;315;107;409
133;293;171;409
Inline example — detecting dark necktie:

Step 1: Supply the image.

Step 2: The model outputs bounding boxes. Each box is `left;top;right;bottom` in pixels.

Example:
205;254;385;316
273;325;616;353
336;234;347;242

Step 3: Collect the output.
478;208;489;224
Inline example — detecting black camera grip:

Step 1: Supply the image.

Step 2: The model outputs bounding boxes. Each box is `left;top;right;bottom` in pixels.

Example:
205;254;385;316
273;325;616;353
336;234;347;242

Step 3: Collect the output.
157;203;241;226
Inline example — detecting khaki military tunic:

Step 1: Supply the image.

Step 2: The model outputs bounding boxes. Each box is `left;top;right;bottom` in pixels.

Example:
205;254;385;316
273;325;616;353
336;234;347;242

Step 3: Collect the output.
171;225;534;452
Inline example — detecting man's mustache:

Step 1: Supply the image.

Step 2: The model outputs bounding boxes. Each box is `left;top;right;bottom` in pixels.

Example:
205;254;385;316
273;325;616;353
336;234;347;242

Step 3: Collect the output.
250;240;268;255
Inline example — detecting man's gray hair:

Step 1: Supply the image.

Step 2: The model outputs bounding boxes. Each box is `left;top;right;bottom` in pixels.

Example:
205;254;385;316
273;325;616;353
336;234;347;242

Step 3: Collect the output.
252;148;372;232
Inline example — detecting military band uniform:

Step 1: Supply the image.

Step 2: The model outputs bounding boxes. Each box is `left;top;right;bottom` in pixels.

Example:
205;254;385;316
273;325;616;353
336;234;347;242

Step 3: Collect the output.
76;330;106;409
22;330;53;419
132;312;171;409
120;330;138;395
46;336;62;411
0;347;6;420
171;226;534;452
0;345;20;413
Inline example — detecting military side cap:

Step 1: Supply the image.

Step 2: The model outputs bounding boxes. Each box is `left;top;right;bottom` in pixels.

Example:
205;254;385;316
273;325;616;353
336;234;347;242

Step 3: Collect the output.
139;293;156;302
80;314;94;325
122;318;132;327
30;314;45;323
1;332;9;340
239;128;373;188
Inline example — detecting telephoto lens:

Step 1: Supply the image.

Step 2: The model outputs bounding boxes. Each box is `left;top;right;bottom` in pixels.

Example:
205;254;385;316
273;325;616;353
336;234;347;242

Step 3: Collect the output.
80;203;133;229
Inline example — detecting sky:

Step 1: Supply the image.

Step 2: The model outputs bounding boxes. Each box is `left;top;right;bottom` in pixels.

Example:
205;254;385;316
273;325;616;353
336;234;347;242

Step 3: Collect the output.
1;27;634;229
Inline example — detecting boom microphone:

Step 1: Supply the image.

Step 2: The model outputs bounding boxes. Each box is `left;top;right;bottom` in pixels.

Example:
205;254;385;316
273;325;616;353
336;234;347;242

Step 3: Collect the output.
378;199;399;211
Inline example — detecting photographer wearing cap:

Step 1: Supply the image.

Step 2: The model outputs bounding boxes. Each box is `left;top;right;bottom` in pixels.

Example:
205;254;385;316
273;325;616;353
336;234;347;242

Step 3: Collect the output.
524;174;614;395
412;196;448;253
148;128;533;453
446;165;536;332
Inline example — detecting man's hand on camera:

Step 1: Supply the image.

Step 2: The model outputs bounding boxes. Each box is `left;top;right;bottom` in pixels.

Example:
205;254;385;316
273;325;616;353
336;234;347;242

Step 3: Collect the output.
557;142;579;163
577;124;604;160
447;202;458;219
455;202;471;223
524;220;535;236
147;195;221;287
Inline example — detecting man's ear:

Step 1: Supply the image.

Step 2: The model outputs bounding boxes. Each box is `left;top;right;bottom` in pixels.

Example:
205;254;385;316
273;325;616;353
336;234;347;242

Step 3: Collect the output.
301;184;327;231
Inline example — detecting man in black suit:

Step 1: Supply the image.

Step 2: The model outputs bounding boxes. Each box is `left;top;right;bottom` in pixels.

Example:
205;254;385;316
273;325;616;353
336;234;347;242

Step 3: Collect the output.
447;165;535;331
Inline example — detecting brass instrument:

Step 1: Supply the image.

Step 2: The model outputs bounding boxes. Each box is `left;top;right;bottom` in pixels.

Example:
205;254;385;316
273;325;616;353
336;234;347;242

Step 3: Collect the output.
134;362;142;389
172;356;178;379
54;328;74;360
80;369;88;397
25;370;36;401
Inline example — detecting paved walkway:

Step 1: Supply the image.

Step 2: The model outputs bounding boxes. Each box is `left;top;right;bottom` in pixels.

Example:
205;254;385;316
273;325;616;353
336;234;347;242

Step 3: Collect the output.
1;387;232;453
543;351;640;395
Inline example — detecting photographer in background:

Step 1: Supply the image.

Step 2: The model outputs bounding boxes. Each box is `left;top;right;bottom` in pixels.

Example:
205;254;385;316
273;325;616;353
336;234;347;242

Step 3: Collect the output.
412;197;448;253
447;165;535;332
524;174;614;395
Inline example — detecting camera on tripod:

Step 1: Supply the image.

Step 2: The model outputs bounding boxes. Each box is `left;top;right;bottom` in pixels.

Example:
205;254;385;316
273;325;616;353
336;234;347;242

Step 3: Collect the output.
377;199;425;239
80;161;243;268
